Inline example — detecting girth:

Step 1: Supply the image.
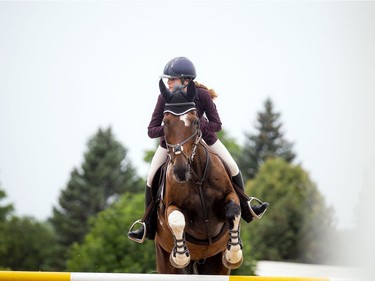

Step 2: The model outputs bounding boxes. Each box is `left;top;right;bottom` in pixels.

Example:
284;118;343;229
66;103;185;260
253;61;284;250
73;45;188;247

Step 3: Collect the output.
185;223;229;245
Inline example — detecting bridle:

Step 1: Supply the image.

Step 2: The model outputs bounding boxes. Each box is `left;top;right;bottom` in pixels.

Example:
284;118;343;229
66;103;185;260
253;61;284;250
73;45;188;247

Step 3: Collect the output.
165;123;202;165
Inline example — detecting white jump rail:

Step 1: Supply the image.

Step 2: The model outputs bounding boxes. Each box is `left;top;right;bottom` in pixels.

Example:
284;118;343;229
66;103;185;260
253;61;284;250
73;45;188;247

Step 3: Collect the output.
0;271;361;281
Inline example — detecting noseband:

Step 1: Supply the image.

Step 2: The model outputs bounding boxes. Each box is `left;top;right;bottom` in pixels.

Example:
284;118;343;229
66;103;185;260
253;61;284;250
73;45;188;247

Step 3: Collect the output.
165;127;202;164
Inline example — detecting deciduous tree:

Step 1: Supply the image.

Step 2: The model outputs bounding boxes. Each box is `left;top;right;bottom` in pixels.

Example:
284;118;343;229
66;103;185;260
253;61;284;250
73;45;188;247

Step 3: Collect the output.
241;158;335;264
67;193;156;273
0;217;58;270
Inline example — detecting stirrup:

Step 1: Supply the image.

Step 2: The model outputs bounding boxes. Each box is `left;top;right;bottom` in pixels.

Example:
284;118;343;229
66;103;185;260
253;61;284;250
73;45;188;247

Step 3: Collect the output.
248;197;268;219
128;219;146;243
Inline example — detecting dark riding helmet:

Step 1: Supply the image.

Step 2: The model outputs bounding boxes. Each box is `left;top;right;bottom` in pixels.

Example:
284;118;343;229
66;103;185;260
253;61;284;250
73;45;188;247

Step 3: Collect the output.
160;57;196;79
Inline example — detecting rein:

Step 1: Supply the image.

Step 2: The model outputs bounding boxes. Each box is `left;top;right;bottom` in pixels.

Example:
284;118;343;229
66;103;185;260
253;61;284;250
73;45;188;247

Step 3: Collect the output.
191;145;213;245
165;126;217;245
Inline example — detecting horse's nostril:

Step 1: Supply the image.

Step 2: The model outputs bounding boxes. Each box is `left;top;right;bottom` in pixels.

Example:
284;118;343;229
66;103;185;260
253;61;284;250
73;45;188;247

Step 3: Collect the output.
173;164;189;182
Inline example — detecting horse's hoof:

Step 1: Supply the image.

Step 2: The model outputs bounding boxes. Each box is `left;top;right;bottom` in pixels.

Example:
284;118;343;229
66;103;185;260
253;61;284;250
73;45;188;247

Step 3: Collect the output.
169;253;190;269
222;252;243;270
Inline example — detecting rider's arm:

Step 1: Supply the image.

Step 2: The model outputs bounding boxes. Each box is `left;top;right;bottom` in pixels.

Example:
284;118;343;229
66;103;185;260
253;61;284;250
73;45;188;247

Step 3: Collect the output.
148;94;165;139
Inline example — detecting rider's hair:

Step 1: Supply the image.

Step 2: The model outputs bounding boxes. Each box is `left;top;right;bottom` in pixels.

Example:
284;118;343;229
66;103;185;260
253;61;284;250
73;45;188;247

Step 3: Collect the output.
194;82;218;100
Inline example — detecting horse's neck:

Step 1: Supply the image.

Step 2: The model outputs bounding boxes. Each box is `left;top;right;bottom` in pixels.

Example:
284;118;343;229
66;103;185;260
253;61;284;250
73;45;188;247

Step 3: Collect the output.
193;142;232;182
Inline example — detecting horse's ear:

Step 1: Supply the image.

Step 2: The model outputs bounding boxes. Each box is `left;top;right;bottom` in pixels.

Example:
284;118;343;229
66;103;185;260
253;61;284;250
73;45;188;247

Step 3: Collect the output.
186;80;196;101
159;79;172;101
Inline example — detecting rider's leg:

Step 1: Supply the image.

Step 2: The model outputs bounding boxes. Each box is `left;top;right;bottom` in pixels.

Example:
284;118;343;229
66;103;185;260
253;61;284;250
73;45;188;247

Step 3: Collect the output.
232;171;268;222
127;185;154;242
209;140;269;223
128;146;168;242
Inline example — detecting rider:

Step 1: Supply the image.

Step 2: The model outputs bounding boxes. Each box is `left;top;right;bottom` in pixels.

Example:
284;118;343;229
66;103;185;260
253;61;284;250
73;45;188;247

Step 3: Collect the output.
128;57;268;243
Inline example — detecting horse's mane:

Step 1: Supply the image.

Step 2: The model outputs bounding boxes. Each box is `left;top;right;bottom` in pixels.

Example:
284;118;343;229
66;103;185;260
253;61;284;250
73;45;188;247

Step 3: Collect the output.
195;82;218;100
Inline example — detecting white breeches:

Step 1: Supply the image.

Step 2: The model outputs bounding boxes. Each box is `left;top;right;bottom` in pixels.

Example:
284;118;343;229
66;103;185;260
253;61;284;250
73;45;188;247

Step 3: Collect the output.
146;146;168;187
209;139;239;176
146;140;239;186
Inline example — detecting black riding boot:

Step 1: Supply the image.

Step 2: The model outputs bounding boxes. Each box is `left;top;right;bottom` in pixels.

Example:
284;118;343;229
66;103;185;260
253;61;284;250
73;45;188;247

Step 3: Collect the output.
232;172;269;223
128;185;157;243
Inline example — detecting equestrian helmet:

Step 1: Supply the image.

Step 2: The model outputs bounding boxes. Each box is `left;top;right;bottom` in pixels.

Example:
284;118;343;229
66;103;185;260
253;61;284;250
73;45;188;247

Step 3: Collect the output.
160;57;196;79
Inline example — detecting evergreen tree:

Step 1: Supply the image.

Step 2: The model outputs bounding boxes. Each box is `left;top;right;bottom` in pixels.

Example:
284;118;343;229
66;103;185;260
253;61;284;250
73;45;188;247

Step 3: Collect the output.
239;98;295;180
0;187;13;222
50;127;143;251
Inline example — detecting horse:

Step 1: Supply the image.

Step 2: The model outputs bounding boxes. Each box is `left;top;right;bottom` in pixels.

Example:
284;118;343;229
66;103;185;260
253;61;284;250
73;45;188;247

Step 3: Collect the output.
154;81;243;274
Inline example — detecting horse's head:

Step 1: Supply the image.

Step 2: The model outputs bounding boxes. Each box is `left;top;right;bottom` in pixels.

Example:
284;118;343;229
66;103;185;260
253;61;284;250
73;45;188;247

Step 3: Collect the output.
163;110;201;182
161;80;201;182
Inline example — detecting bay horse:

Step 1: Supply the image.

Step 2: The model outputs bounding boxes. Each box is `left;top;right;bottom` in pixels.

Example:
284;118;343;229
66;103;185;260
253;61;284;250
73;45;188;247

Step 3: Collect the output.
155;81;243;274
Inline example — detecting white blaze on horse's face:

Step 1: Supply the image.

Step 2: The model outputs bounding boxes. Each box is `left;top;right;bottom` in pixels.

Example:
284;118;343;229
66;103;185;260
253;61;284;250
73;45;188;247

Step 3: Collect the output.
179;114;190;127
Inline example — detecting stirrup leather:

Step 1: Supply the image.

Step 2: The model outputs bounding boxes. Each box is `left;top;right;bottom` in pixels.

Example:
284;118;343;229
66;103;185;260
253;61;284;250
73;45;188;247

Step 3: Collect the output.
128;219;146;243
248;197;268;219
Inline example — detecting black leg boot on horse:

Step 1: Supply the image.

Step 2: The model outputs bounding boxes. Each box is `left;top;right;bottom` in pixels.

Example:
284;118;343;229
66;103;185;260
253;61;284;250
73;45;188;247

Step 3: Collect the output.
128;185;157;243
232;172;269;223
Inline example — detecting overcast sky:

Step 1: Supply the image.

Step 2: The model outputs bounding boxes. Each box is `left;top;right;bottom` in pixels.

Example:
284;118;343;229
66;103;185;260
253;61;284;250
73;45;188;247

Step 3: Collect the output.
1;1;374;230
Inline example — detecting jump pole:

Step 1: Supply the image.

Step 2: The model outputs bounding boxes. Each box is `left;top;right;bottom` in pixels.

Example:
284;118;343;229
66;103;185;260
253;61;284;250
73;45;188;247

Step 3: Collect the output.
0;271;356;281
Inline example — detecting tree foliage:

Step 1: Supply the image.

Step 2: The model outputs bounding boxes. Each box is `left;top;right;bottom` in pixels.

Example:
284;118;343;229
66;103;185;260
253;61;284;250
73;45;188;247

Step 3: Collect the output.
0;217;58;270
0;96;341;271
0;187;13;222
217;130;242;164
239;98;295;180
50;127;143;269
67;193;156;273
51;127;142;246
243;158;335;264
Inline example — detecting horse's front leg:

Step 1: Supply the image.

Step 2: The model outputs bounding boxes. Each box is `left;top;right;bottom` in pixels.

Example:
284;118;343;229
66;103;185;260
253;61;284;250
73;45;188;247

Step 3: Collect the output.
167;205;190;268
222;194;243;269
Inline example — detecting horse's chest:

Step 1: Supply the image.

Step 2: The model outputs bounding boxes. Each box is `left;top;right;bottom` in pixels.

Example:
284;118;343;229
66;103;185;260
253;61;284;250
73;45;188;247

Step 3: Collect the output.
168;185;224;218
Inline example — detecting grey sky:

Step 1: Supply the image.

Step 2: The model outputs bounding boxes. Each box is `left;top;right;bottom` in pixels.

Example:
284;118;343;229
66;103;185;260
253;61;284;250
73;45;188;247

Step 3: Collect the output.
0;1;374;229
